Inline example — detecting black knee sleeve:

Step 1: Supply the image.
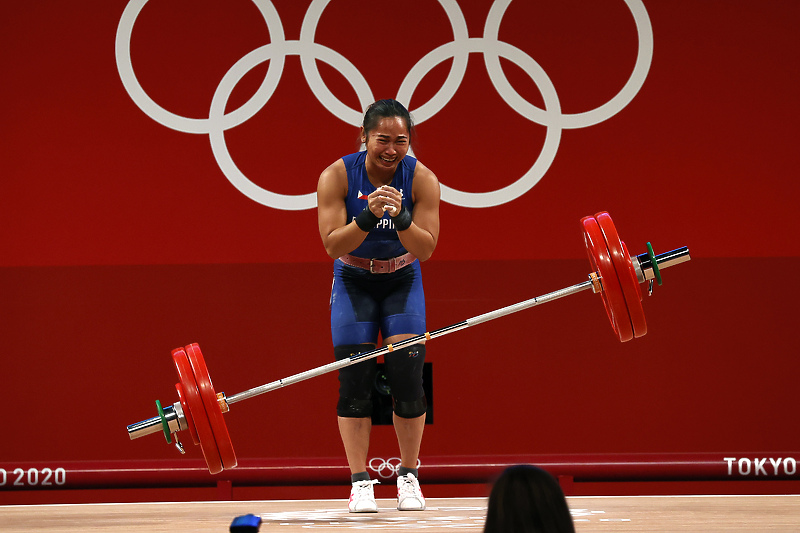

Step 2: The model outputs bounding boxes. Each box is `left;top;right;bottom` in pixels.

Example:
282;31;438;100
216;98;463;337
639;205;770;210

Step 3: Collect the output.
394;396;428;419
335;344;376;418
385;345;427;419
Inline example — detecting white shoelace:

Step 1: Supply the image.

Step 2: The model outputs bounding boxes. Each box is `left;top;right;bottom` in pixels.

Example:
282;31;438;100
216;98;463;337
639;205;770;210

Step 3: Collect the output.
397;474;422;499
352;479;379;498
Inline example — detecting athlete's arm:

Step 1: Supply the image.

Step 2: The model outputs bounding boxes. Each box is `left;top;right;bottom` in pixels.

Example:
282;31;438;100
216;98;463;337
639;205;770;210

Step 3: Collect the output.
396;162;440;261
317;159;376;259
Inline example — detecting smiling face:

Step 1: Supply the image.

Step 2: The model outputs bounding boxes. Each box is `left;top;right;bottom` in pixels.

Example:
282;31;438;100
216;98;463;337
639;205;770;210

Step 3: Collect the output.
361;116;410;182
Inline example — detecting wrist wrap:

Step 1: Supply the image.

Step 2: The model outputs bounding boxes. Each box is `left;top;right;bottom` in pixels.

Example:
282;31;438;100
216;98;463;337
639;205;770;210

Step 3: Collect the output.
355;208;380;231
393;206;412;231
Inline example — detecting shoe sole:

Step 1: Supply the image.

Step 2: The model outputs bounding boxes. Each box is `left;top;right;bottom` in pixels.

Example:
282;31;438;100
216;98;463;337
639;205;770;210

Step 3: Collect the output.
397;500;426;511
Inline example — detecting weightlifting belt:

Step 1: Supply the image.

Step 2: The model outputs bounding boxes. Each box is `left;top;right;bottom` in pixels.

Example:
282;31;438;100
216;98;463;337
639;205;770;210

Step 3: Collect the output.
339;252;417;274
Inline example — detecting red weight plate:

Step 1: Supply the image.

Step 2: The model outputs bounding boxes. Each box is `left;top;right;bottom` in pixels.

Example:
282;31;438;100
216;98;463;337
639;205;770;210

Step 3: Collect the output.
581;216;634;342
595;212;647;339
622;241;644;302
582;216;617;335
185;343;237;471
581;216;611;324
175;383;199;446
172;347;223;474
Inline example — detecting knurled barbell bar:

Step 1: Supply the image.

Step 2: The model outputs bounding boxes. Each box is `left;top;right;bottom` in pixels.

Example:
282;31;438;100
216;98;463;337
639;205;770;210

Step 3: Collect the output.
126;211;691;474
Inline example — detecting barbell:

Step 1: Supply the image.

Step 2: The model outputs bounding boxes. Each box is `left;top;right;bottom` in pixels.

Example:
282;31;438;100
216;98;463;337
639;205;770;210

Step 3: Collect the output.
126;211;691;474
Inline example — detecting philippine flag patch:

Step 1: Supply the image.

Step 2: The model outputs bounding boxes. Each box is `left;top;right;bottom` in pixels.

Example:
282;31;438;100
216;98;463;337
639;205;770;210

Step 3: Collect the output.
357;190;368;200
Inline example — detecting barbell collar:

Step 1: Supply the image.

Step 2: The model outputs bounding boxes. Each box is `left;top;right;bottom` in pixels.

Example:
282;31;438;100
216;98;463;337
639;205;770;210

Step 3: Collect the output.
636;247;691;282
128;402;183;440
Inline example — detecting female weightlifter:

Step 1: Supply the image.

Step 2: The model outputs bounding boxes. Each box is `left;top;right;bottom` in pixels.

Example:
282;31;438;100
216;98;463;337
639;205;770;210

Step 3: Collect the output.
316;99;441;513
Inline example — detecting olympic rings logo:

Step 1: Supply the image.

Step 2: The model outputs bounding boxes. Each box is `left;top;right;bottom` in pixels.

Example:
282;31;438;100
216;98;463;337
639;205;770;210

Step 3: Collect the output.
369;457;421;479
115;0;652;210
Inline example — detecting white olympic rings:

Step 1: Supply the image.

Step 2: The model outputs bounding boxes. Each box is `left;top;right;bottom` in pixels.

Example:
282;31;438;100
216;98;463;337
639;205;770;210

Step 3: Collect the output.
115;0;652;210
368;457;422;479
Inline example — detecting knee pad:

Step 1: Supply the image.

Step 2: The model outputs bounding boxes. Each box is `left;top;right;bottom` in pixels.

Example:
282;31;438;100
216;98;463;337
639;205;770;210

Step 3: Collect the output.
335;344;376;418
393;395;428;419
384;345;427;418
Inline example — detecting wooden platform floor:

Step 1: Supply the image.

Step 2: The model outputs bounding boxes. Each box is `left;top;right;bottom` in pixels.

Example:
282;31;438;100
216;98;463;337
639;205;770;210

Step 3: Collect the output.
2;495;799;532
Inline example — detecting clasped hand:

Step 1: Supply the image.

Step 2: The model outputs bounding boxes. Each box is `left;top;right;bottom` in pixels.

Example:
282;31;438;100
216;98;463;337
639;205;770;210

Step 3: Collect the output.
368;185;403;217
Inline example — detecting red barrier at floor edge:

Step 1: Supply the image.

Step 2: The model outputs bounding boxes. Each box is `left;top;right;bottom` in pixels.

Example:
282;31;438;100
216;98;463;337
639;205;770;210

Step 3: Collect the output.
2;453;798;491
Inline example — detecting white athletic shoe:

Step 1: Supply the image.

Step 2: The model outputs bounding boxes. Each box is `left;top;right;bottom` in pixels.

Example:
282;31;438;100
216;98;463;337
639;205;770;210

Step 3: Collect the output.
348;479;379;513
397;473;426;511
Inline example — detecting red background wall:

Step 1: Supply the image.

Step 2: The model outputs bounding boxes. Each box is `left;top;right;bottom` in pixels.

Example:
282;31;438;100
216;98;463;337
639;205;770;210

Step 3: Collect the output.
2;0;798;501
